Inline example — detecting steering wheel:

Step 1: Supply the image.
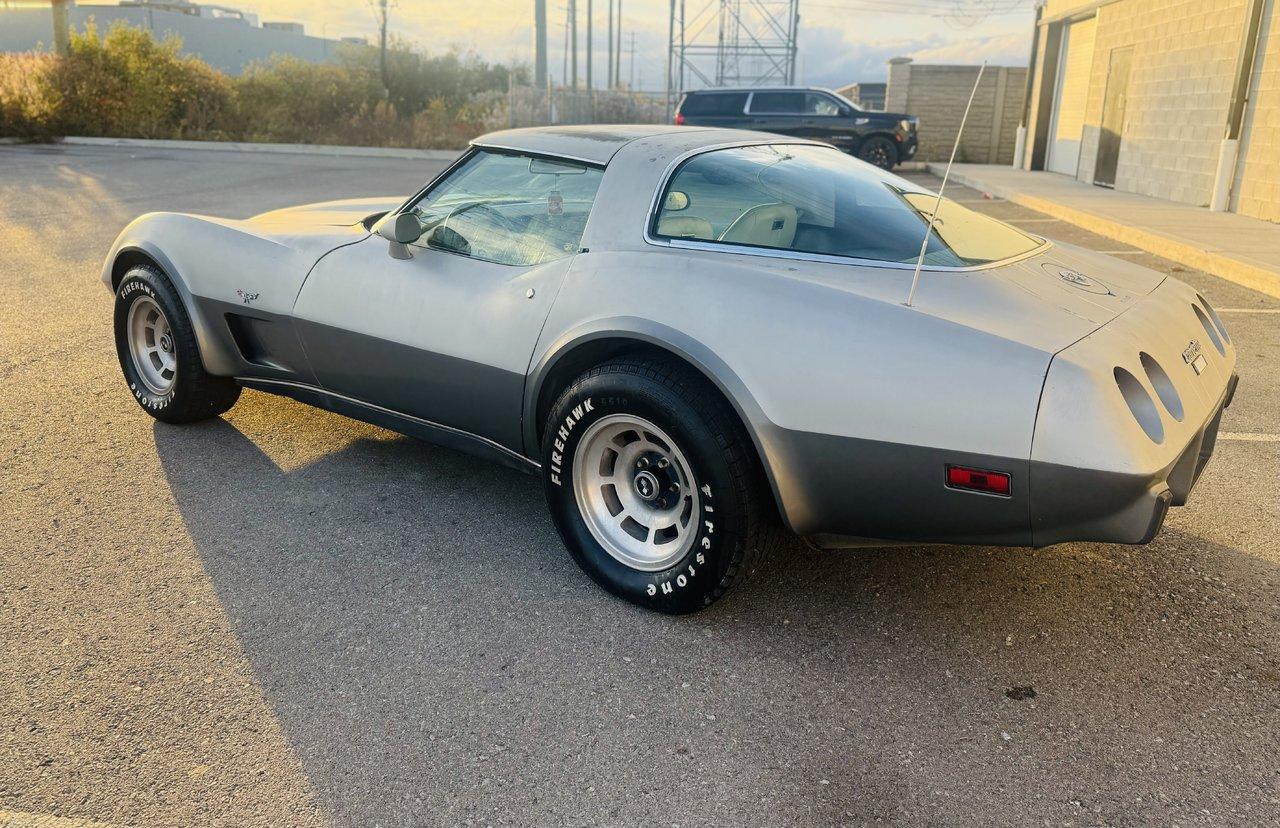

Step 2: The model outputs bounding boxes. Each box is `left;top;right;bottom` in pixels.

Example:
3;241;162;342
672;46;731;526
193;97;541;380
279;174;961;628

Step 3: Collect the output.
441;201;524;236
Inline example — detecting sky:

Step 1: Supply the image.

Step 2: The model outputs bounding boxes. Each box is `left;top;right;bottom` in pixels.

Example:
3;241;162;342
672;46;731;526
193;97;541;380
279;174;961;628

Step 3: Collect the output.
168;0;1039;91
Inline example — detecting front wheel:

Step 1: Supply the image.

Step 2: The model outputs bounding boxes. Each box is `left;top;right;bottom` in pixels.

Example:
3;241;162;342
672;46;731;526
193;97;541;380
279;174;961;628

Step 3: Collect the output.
542;357;780;613
114;264;241;423
858;136;899;169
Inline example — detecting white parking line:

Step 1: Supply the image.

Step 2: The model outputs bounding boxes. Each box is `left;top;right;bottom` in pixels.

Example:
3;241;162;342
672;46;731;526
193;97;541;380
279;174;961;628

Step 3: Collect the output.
1219;433;1280;442
1217;308;1280;313
1008;218;1060;223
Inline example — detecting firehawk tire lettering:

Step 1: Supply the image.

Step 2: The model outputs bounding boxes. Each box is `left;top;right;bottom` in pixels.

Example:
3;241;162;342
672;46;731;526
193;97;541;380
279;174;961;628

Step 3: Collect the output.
542;357;777;614
549;397;594;486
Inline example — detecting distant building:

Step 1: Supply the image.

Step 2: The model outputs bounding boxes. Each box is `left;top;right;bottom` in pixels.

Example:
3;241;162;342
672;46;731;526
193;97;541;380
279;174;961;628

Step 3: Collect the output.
885;58;1028;165
262;21;305;35
0;0;365;75
835;82;886;111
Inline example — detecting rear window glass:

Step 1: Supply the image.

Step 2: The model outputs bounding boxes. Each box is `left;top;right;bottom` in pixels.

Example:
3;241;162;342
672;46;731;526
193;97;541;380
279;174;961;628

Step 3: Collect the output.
748;92;804;113
680;92;749;116
651;144;1043;268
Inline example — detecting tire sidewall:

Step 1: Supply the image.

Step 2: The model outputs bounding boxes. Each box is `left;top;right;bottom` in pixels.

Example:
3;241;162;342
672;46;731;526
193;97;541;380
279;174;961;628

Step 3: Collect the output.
543;373;745;614
114;269;185;415
859;136;898;169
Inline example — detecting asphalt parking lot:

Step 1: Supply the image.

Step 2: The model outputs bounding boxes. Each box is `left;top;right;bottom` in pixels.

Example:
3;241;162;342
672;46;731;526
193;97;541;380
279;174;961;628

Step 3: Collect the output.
1;143;1278;828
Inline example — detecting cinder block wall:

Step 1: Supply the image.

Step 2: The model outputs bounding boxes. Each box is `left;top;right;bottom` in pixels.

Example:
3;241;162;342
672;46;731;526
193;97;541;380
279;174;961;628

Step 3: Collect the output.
884;59;1028;164
1078;0;1250;206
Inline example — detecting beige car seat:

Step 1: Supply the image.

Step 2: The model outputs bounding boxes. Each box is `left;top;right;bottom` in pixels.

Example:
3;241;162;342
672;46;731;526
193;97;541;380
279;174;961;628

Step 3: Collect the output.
656;214;715;240
718;203;797;248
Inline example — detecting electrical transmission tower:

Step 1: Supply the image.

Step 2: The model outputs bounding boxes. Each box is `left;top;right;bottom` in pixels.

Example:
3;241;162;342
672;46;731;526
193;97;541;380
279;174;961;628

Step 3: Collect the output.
666;0;800;115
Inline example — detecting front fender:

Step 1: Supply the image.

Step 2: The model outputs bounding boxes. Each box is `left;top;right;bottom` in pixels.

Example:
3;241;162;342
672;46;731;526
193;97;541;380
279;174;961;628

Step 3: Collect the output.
102;216;240;375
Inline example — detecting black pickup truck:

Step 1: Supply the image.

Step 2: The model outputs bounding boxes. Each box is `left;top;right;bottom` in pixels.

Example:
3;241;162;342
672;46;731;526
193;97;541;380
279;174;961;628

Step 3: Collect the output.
674;87;919;170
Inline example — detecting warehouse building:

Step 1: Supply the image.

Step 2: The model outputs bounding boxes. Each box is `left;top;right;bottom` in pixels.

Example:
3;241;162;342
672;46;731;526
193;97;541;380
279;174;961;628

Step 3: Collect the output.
0;0;363;75
1022;0;1279;222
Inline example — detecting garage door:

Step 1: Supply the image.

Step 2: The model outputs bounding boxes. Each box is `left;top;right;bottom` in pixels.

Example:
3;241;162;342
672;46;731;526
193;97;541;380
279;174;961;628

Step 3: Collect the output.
1046;16;1097;177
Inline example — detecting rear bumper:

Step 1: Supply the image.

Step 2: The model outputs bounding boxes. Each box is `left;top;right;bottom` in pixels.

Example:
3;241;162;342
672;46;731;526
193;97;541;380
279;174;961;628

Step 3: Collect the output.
778;278;1237;551
1028;278;1238;546
899;133;918;160
1030;371;1236;546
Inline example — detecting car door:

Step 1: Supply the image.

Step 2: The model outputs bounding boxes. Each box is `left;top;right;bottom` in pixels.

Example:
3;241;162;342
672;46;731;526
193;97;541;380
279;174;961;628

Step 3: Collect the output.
291;149;605;453
799;92;858;151
745;90;805;136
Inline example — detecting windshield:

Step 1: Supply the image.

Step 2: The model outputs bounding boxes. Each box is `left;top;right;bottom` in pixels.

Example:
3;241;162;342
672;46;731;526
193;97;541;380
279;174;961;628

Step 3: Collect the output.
652;144;1043;267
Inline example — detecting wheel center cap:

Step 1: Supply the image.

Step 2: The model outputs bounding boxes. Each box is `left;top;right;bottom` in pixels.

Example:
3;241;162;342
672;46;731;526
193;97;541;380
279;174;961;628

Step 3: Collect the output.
159;333;173;353
633;470;660;501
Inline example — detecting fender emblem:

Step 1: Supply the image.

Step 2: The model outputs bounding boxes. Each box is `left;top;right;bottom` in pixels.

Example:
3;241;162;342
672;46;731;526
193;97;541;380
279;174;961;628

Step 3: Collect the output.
235;289;260;305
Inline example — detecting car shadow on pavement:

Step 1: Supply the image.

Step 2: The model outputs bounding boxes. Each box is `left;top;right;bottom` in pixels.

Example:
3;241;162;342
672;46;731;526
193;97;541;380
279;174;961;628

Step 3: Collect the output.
153;401;1280;827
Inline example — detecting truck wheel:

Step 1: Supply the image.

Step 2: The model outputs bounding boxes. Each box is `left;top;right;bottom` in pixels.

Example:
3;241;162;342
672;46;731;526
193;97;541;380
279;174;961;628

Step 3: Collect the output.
114;264;240;424
858;136;899;169
542;356;780;613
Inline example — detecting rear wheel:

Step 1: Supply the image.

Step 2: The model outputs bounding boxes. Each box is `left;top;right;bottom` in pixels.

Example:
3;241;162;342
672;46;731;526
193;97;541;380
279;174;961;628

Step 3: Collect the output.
858;136;898;169
114;264;240;423
542;356;781;613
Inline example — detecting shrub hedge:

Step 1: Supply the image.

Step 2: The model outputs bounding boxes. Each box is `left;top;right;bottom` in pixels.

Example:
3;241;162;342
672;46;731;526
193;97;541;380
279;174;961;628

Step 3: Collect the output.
0;20;511;148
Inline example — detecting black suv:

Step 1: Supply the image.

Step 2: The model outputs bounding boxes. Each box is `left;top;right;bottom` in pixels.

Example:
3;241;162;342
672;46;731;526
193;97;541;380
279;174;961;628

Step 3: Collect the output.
675;87;918;170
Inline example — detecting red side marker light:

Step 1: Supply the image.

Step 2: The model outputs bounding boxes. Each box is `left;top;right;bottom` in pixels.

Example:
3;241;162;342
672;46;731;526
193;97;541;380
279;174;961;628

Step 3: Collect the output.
946;465;1011;496
674;112;685;126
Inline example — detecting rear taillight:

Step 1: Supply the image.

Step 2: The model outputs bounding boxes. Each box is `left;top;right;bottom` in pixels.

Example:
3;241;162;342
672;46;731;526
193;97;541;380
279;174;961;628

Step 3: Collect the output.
946;465;1011;496
674;112;685;126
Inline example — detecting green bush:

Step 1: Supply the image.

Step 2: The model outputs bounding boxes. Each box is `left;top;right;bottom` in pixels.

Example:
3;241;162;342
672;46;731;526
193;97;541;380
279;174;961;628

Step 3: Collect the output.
49;21;232;139
0;19;514;147
0;52;60;139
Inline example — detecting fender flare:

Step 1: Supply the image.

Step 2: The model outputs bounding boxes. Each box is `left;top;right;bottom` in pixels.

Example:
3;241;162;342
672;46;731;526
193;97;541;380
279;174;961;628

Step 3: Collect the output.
106;239;238;376
523;317;798;529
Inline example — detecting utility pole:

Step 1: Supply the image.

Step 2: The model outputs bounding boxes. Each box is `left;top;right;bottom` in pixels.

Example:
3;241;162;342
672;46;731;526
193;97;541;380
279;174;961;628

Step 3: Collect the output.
614;0;622;90
586;0;593;92
375;0;390;98
569;0;578;89
606;0;614;89
534;0;547;89
51;0;70;56
665;0;674;119
628;31;636;89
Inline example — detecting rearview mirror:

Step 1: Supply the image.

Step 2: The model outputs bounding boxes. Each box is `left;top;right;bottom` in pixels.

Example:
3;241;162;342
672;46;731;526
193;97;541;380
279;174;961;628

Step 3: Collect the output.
378;212;424;244
530;158;587;175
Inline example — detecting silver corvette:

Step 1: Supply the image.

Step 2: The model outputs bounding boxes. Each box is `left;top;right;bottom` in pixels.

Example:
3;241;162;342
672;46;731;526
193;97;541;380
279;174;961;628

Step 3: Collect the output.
103;125;1239;613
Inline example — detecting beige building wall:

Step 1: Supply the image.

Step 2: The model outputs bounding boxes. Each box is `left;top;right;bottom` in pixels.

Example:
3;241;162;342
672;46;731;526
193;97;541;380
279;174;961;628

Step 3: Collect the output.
1082;0;1248;204
884;59;1028;164
1233;0;1280;222
1029;0;1280;222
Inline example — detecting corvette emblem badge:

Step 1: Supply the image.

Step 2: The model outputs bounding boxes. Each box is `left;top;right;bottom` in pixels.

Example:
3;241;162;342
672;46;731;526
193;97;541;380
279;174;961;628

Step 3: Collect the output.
1182;339;1207;374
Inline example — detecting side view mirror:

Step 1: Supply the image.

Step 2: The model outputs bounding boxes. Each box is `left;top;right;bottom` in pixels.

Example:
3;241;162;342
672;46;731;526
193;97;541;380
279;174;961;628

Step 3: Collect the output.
377;212;423;260
378;212;424;244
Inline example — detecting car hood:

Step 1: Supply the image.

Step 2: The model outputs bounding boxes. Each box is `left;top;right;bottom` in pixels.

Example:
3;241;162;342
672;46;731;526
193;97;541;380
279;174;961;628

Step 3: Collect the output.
247;196;403;228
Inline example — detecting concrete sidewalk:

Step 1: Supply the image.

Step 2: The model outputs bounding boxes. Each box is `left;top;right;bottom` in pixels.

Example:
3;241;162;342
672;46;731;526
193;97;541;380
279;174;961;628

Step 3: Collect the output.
930;163;1280;299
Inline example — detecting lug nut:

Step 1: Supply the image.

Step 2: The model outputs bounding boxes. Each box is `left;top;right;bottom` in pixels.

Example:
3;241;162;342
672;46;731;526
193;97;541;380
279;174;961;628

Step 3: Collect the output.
637;458;649;468
657;458;669;469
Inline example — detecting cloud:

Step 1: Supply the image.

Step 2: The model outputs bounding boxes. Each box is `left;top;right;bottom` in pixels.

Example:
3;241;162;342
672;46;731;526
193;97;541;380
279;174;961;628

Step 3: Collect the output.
797;25;1032;87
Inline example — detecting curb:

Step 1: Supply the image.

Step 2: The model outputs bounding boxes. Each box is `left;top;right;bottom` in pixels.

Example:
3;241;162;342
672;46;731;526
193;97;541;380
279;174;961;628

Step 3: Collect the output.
930;162;1280;299
54;136;463;161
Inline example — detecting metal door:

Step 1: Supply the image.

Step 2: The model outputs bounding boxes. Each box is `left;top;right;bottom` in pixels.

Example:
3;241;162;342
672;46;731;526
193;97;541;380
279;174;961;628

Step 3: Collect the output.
1094;46;1133;188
